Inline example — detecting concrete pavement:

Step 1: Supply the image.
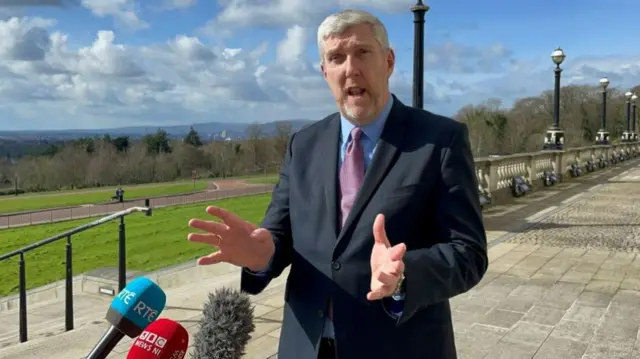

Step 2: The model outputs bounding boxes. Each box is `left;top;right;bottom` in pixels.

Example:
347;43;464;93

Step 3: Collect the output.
452;163;640;359
1;160;639;358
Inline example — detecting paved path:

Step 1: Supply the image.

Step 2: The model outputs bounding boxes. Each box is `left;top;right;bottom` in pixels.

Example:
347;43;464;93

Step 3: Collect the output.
1;160;639;358
0;180;274;229
452;163;640;359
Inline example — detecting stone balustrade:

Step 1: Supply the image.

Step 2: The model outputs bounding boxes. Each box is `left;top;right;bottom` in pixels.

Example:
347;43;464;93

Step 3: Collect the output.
474;142;640;203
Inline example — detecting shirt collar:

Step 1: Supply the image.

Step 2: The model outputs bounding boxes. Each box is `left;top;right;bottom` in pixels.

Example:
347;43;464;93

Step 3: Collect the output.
340;93;394;144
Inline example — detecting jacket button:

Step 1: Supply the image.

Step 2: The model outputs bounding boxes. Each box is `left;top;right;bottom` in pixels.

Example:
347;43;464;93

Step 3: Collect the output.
331;261;341;270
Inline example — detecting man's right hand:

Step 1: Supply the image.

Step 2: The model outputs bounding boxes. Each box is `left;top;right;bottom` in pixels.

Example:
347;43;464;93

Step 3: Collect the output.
187;206;275;272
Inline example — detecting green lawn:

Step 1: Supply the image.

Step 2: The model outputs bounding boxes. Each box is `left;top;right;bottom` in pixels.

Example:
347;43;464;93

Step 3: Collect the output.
0;193;271;296
245;175;279;184
0;181;209;214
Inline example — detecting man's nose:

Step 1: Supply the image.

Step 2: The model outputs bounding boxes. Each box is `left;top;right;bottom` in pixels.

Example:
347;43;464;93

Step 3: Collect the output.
345;56;361;77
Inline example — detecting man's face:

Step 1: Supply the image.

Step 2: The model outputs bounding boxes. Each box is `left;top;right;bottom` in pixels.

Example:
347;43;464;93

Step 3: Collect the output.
320;23;395;125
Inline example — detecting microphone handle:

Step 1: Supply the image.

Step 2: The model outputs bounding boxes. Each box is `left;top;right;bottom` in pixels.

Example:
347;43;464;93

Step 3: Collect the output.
85;326;125;359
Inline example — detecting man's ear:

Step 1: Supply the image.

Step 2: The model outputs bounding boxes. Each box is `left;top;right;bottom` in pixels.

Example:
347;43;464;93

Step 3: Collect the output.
320;63;327;79
387;48;395;77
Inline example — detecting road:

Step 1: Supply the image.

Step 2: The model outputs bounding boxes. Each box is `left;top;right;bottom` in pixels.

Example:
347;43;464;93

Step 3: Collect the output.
0;180;275;229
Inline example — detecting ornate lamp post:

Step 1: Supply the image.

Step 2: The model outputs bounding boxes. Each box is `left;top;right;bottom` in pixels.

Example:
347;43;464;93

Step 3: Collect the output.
632;94;638;141
623;91;633;142
596;77;610;145
543;47;566;150
411;0;429;109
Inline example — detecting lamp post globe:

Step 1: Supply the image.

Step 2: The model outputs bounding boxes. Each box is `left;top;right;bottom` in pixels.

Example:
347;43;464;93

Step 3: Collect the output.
596;77;610;145
551;48;566;65
544;47;566;150
623;91;633;142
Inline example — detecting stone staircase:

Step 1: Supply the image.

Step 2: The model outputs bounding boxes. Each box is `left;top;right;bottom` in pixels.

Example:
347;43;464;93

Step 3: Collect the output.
0;262;289;359
0;293;111;350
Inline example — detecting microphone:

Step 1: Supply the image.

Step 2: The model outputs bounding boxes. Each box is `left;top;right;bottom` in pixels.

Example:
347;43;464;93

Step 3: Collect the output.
191;287;256;359
125;318;189;359
86;277;167;359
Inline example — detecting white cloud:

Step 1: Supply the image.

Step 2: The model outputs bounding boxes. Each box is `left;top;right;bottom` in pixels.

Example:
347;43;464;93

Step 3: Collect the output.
200;0;410;37
0;13;431;130
1;9;640;131
0;16;331;129
81;0;148;30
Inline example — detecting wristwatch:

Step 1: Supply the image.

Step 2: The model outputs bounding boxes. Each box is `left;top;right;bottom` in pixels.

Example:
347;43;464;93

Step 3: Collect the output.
393;273;406;296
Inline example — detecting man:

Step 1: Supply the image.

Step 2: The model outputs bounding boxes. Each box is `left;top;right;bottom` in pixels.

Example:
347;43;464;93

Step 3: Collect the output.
187;9;487;359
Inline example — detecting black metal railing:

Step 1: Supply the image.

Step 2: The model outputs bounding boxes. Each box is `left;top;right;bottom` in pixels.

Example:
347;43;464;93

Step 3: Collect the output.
0;199;152;343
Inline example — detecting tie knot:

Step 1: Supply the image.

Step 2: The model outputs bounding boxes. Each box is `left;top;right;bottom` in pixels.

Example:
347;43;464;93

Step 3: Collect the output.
351;127;363;142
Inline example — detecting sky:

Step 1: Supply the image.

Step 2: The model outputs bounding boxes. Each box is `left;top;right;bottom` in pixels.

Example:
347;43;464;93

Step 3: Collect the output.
1;0;640;131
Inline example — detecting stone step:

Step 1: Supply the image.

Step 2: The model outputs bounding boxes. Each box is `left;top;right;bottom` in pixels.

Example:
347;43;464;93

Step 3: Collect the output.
0;266;288;359
0;258;242;351
0;293;112;349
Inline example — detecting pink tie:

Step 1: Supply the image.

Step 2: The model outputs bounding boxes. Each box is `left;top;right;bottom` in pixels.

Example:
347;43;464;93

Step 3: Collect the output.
339;127;365;227
329;127;365;320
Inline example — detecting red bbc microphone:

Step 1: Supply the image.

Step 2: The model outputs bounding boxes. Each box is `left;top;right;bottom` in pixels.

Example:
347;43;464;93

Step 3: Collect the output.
125;318;189;359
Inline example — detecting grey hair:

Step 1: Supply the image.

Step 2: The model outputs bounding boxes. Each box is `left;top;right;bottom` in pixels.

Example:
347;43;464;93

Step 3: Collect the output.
317;9;390;63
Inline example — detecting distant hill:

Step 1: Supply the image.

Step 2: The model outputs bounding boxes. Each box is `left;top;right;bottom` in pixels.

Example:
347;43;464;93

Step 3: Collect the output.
0;119;315;142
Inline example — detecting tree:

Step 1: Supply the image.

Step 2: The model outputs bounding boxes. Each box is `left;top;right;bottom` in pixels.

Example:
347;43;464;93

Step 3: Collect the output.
143;129;172;155
273;120;292;162
112;136;130;152
184;126;203;147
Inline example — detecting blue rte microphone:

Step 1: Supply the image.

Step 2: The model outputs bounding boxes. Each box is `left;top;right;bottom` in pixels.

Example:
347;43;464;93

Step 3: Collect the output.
86;277;167;359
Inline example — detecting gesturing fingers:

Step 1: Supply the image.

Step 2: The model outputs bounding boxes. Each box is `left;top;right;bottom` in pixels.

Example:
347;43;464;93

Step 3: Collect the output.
197;251;230;265
375;270;398;287
207;206;245;226
366;284;393;301
389;243;406;262
187;233;223;247
383;259;404;277
188;218;228;234
373;214;391;248
374;258;404;284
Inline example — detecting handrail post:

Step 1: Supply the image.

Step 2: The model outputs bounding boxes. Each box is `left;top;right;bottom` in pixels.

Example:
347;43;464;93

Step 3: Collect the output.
65;235;74;331
118;216;126;292
19;252;27;343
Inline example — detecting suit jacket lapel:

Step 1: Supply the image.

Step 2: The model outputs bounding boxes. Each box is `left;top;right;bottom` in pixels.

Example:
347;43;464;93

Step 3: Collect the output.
336;96;408;245
321;114;341;237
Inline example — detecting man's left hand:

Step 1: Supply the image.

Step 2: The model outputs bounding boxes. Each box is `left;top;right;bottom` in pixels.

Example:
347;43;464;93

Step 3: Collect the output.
367;214;406;301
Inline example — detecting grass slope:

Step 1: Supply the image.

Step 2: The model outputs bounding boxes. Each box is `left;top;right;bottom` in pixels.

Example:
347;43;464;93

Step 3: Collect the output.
0;194;271;297
245;175;279;184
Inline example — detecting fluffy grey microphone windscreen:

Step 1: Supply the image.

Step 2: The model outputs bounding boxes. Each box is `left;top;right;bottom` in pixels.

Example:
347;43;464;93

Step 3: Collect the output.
191;287;256;359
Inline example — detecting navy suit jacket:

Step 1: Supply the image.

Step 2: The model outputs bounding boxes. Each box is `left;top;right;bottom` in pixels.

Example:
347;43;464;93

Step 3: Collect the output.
241;95;488;359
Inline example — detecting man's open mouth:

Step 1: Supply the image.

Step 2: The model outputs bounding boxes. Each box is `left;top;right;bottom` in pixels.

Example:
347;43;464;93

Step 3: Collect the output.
347;87;366;96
